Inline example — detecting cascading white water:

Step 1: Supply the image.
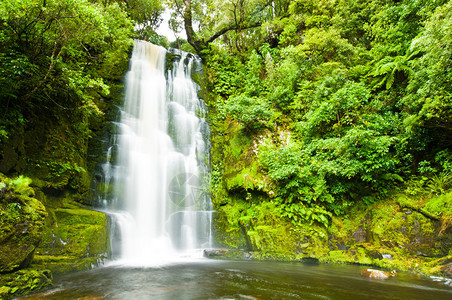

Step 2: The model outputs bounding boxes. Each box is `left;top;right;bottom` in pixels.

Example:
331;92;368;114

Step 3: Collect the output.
102;40;212;265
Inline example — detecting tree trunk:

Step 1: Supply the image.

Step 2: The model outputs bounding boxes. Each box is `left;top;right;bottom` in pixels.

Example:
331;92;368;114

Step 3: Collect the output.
183;0;207;56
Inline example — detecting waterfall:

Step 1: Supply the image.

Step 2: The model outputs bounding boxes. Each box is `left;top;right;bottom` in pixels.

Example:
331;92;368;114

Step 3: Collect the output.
102;40;212;265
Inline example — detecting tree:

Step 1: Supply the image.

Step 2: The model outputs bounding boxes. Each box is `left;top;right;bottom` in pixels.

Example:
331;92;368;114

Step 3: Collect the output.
366;49;418;90
170;0;278;56
0;0;133;109
123;0;166;40
0;0;133;150
402;1;452;148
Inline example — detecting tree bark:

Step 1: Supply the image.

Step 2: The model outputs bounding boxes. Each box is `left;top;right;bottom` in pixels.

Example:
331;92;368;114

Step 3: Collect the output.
183;0;206;55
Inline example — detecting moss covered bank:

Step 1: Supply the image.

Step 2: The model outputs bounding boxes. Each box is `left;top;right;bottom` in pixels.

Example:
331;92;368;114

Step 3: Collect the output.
0;173;110;299
207;116;452;279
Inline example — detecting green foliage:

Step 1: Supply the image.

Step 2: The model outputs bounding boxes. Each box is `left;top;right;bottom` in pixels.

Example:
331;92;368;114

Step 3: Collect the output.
127;0;164;26
402;1;452;144
223;94;273;131
206;50;243;97
0;0;135;201
220;199;302;257
278;22;300;47
296;27;357;66
254;80;400;217
279;202;331;229
427;172;452;196
366;49;418;90
0;0;134;126
127;0;166;42
299;81;372;136
424;192;452;221
204;0;452;247
259;141;302;182
259;141;335;221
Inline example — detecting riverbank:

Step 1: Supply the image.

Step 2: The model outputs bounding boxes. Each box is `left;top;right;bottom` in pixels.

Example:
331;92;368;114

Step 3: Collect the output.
212;190;452;280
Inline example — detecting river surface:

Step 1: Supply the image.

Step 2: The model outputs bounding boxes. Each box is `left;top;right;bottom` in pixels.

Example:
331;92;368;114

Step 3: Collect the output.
18;259;452;299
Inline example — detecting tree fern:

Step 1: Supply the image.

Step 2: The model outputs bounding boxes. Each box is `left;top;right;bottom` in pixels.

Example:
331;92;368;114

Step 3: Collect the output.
367;49;418;90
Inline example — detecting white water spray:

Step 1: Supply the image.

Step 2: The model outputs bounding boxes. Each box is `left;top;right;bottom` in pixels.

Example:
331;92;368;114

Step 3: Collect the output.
102;40;212;266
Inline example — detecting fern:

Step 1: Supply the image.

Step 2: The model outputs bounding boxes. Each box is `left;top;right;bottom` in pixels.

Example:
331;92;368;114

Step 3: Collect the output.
367;49;418;90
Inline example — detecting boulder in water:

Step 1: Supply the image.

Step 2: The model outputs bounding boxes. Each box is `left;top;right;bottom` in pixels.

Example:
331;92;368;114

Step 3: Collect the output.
361;268;397;279
204;249;254;260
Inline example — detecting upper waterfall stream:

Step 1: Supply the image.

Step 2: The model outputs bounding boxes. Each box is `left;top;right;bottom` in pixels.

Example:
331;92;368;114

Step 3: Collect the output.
102;40;212;266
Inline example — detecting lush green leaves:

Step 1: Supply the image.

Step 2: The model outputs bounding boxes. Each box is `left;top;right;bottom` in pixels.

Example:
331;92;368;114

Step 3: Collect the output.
223;94;273;131
0;0;134;107
403;1;452;139
206;0;452;230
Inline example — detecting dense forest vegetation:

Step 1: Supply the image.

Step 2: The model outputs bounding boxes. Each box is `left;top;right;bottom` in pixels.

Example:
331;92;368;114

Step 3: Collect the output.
1;0;451;297
168;0;452;261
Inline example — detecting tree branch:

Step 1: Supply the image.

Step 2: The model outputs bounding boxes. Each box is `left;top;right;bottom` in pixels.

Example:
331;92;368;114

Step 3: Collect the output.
181;0;271;57
399;205;440;221
206;22;262;44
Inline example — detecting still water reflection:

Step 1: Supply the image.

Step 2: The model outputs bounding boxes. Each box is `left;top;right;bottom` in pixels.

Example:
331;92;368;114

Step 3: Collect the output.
18;260;452;299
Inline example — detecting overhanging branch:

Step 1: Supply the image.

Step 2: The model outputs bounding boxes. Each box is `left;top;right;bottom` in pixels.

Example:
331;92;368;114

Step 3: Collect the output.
206;22;262;44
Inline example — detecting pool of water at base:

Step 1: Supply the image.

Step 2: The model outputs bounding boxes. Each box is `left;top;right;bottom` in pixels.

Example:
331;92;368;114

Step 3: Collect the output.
17;259;452;300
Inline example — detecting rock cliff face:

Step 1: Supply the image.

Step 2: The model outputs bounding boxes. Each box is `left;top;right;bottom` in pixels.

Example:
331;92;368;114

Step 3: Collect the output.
212;195;452;277
325;199;452;276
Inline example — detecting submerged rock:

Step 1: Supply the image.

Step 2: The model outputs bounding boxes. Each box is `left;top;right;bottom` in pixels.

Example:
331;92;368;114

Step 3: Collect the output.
361;268;397;279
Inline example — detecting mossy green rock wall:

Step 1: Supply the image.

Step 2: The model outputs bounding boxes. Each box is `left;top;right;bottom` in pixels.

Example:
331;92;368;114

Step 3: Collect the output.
0;174;52;299
206;89;451;276
214;195;452;276
325;199;452;274
34;208;109;274
1;171;110;298
0;179;47;273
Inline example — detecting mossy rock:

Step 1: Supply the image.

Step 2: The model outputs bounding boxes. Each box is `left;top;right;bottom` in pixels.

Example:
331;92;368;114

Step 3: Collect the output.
0;177;47;273
35;208;109;274
32;254;104;275
0;268;52;300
